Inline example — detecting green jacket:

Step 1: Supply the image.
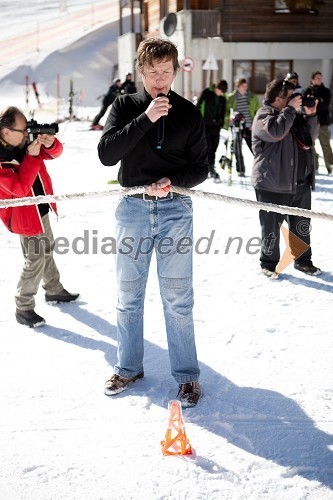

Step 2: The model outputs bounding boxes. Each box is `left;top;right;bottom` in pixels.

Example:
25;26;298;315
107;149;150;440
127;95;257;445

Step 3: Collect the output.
224;90;260;129
197;85;226;128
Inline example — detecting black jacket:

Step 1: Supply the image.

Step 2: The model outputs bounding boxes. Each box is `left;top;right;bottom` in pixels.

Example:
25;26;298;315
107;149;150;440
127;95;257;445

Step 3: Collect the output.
197;87;226;128
304;83;331;126
103;84;121;107
98;90;209;188
121;79;137;95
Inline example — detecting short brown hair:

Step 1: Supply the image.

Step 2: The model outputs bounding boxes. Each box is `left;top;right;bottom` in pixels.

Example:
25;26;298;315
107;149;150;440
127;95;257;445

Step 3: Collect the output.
235;78;247;88
311;70;322;80
0;106;26;131
136;38;180;73
264;79;295;104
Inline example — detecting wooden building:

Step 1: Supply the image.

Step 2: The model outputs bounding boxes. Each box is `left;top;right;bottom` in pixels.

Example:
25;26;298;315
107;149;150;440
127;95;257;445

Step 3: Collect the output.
118;0;333;99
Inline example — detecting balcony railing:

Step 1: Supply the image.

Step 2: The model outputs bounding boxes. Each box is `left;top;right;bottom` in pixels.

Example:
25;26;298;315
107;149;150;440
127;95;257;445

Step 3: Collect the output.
191;10;222;38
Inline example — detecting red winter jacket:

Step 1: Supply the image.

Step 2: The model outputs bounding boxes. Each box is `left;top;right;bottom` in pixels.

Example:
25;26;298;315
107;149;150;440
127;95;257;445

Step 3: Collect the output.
0;138;63;235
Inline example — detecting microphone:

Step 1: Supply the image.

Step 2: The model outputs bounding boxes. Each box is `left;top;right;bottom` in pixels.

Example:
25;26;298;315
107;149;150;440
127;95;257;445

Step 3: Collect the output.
156;93;166;149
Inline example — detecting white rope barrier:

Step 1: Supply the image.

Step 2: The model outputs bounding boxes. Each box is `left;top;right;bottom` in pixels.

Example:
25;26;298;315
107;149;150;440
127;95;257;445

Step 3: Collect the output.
0;185;332;222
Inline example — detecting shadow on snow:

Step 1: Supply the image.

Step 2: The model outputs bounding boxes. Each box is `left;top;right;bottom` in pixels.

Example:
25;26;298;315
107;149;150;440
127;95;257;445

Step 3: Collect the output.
37;301;333;489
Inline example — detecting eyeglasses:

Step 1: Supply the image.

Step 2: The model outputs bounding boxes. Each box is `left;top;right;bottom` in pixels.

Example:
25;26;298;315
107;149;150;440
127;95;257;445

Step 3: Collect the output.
8;127;27;134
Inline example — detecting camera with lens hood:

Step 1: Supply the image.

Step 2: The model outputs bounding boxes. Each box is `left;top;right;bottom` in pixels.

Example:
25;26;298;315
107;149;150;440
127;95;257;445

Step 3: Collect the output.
289;92;316;108
26;119;59;143
301;93;316;107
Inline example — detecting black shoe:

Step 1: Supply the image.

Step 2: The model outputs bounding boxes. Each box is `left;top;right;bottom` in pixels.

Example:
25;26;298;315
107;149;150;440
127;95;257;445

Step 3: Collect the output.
15;309;45;328
45;289;79;303
294;261;322;276
209;165;221;183
209;164;220;177
177;381;201;408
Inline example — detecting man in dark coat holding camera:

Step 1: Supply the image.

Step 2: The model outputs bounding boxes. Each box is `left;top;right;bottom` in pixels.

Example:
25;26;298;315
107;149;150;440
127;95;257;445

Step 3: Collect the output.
251;79;321;278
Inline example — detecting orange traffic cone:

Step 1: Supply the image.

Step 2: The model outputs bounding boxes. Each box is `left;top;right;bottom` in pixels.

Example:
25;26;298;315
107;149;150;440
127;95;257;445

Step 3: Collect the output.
161;400;192;456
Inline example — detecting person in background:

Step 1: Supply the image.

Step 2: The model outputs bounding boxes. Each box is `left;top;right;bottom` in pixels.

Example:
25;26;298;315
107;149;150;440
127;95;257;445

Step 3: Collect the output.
251;79;321;278
98;38;208;408
224;77;260;175
197;80;227;182
121;73;137;95
304;71;333;174
91;78;122;130
218;79;228;96
285;71;302;91
0;106;79;328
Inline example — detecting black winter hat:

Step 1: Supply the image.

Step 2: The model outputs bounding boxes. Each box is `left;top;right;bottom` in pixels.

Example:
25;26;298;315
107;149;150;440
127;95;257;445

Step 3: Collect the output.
285;71;298;81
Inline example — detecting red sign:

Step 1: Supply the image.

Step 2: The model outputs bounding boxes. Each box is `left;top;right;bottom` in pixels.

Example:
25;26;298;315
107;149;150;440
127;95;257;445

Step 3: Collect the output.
181;57;194;72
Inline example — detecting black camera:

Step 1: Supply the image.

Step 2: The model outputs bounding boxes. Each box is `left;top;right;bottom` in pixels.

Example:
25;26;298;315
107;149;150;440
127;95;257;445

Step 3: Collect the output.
301;95;316;107
231;112;245;130
290;92;316;108
26;119;59;142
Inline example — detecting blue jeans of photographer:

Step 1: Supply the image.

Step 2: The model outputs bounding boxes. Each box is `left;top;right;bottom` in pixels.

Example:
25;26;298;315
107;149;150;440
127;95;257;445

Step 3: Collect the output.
114;194;200;384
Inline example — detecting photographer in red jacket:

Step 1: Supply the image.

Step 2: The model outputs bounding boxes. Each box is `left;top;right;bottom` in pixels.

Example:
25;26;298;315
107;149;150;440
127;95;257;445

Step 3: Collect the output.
0;106;78;328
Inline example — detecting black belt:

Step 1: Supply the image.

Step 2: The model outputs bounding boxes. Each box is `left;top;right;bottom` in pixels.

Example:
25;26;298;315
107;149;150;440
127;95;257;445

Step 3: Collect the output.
128;192;180;201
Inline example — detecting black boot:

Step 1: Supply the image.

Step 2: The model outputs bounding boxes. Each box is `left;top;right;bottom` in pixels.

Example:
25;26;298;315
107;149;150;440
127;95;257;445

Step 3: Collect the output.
16;309;45;328
209;164;221;183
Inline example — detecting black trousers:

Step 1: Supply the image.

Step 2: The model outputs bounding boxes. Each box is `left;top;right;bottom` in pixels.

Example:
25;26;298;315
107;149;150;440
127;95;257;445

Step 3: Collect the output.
234;127;253;174
205;125;221;166
255;183;312;271
92;104;109;126
242;127;253;153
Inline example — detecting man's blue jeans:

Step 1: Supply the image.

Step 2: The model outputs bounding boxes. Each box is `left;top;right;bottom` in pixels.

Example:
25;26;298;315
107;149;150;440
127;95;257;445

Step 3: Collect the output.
114;194;200;384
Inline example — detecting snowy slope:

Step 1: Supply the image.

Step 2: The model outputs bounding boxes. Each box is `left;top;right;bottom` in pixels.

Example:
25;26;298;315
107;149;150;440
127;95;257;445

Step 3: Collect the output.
0;0;123;106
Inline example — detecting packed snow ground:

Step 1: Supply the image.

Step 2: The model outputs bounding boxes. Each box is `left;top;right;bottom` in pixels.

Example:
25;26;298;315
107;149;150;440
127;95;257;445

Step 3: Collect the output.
0;4;333;500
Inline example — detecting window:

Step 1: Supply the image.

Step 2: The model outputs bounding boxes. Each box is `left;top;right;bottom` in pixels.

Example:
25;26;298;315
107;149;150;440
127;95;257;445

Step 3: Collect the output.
233;60;292;94
233;62;252;84
253;61;271;94
275;0;291;12
274;61;292;80
274;0;320;13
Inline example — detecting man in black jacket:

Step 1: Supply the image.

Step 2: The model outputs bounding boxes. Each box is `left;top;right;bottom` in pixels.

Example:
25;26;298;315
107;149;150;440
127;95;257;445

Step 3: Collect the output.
304;71;333;174
98;38;208;407
121;73;137;95
197;80;226;182
91;78;122;129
